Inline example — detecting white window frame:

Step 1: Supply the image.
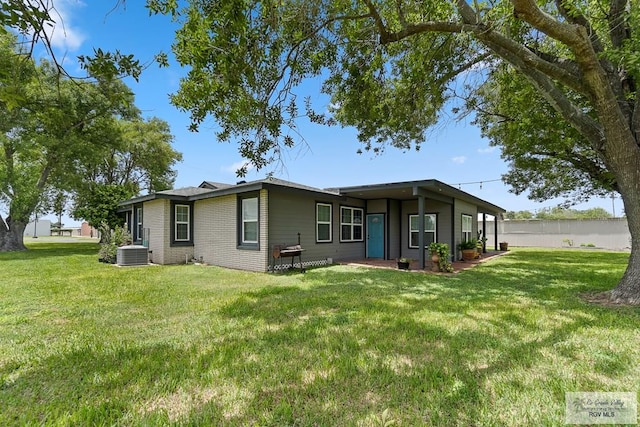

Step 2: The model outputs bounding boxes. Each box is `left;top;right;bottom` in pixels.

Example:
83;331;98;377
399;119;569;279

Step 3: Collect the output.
409;214;437;248
174;204;190;242
136;207;143;241
241;197;259;244
316;203;332;243
462;214;473;242
340;206;364;242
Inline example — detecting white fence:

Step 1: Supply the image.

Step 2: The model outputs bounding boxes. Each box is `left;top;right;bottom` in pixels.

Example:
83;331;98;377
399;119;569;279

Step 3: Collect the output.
482;218;631;250
23;220;51;237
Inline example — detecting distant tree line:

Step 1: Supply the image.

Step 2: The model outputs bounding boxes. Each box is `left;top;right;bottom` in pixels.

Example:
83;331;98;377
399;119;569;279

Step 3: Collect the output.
505;207;616;220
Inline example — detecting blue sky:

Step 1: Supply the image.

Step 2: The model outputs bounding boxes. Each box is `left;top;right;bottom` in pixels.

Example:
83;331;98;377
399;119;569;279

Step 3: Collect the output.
36;1;620;224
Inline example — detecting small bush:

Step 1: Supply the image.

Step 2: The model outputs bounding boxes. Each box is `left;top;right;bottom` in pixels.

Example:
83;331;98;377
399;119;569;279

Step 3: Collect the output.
98;225;132;263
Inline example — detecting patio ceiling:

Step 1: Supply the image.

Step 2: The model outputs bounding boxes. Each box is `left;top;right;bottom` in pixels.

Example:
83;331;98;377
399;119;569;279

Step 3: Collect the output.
334;179;505;217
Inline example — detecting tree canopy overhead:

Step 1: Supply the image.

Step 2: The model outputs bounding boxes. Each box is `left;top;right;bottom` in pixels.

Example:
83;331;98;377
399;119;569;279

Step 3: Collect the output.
149;0;640;303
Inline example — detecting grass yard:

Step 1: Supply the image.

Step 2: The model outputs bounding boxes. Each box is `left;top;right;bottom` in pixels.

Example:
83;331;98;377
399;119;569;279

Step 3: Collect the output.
0;241;638;426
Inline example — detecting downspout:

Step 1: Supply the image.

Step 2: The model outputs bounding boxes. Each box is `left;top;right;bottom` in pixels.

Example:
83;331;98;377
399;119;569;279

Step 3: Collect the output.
386;199;391;260
494;214;499;250
451;200;456;261
418;194;425;269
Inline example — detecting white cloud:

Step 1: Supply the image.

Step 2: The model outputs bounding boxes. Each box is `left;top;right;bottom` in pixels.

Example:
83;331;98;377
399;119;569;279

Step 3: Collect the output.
222;161;254;174
42;0;86;52
477;147;497;154
451;156;467;164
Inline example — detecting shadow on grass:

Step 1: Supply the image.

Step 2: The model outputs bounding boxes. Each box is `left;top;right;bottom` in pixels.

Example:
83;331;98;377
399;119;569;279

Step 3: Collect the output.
1;249;637;425
2;242;100;260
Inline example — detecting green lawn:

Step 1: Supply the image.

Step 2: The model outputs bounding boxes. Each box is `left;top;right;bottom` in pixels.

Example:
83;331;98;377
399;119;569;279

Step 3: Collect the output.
0;242;638;426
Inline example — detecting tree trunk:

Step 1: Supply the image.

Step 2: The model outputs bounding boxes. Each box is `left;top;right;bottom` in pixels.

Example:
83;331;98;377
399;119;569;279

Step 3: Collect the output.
594;107;640;304
0;216;27;251
610;246;640;304
608;170;640;304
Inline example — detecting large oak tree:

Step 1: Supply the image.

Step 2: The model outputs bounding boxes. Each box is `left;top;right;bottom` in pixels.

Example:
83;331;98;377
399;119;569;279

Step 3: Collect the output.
0;33;180;250
148;0;640;304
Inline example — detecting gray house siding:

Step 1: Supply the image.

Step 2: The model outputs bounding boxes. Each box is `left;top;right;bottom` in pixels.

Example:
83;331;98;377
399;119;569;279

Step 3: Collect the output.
388;199;401;260
401;199;454;260
268;190;366;265
120;178;504;271
453;199;478;254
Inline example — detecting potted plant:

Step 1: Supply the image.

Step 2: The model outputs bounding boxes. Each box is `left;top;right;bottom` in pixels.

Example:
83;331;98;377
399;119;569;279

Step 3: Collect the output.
477;237;487;255
428;242;452;272
457;239;478;261
397;257;413;270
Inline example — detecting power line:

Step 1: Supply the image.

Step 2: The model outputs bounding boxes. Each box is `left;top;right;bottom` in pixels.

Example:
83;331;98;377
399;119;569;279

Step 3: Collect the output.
450;178;502;190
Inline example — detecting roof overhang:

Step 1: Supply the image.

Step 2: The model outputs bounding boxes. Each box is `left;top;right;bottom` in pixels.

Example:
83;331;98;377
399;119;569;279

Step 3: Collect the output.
336;179;505;216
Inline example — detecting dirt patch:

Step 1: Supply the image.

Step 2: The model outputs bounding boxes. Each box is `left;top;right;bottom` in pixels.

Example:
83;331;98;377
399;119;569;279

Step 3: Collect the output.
579;291;638;307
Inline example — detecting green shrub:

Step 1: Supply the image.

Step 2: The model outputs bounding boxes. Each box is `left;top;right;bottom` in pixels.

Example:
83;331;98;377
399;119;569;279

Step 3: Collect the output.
98;225;132;263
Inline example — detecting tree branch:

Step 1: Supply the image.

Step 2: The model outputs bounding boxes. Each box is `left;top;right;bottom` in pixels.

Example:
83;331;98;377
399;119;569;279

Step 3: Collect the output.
481;36;605;151
554;0;605;54
511;0;585;48
608;0;631;49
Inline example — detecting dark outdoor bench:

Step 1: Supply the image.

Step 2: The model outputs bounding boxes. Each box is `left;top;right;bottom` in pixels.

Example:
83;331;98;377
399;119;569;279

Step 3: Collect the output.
272;244;305;272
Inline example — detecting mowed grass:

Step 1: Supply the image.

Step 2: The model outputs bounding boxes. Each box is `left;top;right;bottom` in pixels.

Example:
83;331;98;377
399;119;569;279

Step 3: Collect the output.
0;242;638;426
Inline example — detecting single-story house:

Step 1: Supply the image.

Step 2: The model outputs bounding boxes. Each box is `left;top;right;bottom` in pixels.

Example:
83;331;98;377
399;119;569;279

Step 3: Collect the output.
118;178;505;271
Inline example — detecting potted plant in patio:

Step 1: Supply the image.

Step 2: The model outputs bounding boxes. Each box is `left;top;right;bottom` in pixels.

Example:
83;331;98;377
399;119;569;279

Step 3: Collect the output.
476;237;487;258
428;242;454;272
397;257;412;270
457;239;478;261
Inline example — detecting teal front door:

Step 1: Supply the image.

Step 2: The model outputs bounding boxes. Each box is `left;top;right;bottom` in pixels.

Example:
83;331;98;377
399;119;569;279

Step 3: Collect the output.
367;214;384;258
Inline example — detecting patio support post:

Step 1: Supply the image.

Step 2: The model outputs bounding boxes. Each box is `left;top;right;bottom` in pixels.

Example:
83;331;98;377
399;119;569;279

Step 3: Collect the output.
418;194;425;269
482;213;487;253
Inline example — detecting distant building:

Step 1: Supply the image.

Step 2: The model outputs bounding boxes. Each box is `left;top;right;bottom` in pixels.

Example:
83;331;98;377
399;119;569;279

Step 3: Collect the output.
80;222;99;238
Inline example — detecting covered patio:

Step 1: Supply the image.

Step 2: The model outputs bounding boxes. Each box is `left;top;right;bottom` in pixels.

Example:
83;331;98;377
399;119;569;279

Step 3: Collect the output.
340;250;506;273
336;179;506;270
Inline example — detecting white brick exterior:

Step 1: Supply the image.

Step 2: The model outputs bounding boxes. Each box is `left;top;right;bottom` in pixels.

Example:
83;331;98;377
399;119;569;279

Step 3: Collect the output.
145;199;195;265
193;190;269;271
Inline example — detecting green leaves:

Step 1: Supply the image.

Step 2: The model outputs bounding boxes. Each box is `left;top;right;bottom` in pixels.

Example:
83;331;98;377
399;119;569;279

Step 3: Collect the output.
470;65;616;204
78;49;143;82
71;184;134;230
0;33;180;250
158;0;638;214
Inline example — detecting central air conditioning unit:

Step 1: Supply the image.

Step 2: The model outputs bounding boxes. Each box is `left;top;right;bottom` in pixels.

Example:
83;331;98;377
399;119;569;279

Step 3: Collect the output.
117;245;149;266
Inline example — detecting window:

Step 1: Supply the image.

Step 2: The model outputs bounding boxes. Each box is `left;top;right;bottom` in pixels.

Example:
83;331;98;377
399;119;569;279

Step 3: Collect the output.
409;214;437;248
170;202;193;246
340;207;363;242
462;214;473;242
316;203;332;242
175;205;190;241
241;196;259;244
136;207;143;241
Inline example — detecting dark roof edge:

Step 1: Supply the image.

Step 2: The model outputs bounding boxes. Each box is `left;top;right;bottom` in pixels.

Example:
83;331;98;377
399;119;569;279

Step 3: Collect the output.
433;181;506;214
189;182;265;200
119;192;188;207
333;179;439;193
336;179;505;214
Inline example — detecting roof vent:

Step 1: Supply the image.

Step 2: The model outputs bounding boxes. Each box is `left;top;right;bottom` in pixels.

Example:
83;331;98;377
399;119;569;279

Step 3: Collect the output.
117;245;149;266
236;180;246;185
